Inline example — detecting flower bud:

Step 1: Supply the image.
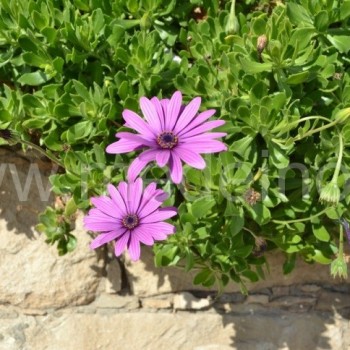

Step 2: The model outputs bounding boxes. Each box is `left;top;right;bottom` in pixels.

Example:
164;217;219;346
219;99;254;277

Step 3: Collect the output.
334;107;350;124
257;34;268;54
319;182;340;206
330;254;348;279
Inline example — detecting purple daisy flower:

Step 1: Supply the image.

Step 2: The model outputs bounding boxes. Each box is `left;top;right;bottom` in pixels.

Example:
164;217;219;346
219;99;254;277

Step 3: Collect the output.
106;91;227;184
84;178;177;261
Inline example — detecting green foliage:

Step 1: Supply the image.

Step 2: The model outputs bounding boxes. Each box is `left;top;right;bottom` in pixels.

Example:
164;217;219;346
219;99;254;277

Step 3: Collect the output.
1;0;350;290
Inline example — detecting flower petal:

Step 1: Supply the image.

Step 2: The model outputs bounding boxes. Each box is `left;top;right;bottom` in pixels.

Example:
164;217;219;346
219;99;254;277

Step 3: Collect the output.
151;97;165;130
174;97;201;133
107;184;127;215
106;139;142;154
115;132;156;146
90;196;122;218
127;156;151;182
128;178;143;214
180;132;227;142
178;109;216;136
141;207;177;223
90;229;126;249
138;148;159;162
122;109;156;138
114;230;131;256
165;91;182;131
180;140;227;153
180;120;225;138
174;147;206;169
138;186;167;218
133;226;154;245
140;222;176;238
140;97;162;133
117;182;129;211
169;153;183;184
84;217;122;232
128;234;141;261
156;150;171;167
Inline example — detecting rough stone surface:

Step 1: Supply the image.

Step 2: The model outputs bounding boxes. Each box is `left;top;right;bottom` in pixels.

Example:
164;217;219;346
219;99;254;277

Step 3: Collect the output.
0;309;349;350
105;258;122;294
93;294;139;310
173;292;211;310
0;150;103;309
141;296;173;309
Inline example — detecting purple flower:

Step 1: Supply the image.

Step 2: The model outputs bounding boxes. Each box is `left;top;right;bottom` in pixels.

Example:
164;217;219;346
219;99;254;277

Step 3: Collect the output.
340;218;350;244
84;178;177;261
106;91;227;184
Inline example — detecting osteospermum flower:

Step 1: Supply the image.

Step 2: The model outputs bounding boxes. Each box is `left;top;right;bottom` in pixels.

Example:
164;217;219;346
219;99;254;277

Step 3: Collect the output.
84;178;177;261
106;91;227;183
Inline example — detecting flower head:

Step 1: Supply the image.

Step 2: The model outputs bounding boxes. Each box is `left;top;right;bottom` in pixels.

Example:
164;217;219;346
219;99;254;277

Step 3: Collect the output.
319;182;340;206
106;91;227;184
84;178;177;261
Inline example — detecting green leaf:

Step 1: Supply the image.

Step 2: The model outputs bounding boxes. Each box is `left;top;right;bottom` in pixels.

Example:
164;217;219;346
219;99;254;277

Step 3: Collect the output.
286;3;313;26
312;224;330;242
193;268;212;285
17;71;49;86
191;197;216;218
314;11;328;32
326;35;350;53
286;71;309;85
92;8;105;35
64;197;77;217
239;57;272;73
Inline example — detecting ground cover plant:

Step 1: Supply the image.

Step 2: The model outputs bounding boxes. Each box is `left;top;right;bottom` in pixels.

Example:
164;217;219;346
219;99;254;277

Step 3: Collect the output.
1;0;350;292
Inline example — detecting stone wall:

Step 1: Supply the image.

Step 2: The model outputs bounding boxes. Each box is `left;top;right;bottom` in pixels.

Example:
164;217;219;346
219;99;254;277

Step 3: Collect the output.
0;148;349;350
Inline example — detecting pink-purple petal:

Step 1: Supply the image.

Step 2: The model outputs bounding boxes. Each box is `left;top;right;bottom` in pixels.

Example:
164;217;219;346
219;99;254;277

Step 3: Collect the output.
169;153;183;184
178;109;216;136
174;148;206;169
141;207;177;223
138;148;159;162
127;156;150;182
140;97;162;133
180;132;227;142
122;109;156;138
151;97;165;130
180;120;226;138
128;178;143;214
156;150;170;167
106;139;142;154
115;132;156;146
174;97;201;133
90;196;121;218
181;140;227;153
84;218;122;232
133;226;154;245
114;230;130;256
141;222;176;236
107;184;128;215
138;190;167;218
90;229;126;249
128;234;141;261
165;91;182;130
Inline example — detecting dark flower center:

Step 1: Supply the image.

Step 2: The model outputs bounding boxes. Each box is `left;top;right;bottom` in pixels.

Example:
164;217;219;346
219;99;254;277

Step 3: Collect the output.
157;131;178;149
122;214;139;229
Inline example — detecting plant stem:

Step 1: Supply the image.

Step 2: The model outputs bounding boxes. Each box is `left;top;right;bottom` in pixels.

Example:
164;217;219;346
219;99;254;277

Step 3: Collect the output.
292;118;340;141
21;139;65;169
272;207;329;224
331;133;343;183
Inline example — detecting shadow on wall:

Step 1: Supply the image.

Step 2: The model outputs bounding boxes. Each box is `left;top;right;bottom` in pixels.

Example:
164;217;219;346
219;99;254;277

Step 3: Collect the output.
0;147;54;238
125;246;350;349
